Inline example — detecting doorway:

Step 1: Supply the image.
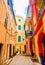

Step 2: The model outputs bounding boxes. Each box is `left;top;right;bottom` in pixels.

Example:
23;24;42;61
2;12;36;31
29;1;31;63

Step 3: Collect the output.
9;45;11;58
13;46;15;55
0;44;3;64
16;47;21;54
0;44;3;56
30;40;34;56
24;45;26;53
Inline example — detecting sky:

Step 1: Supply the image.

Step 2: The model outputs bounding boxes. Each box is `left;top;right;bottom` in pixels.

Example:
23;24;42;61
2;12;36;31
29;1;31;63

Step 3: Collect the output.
13;0;29;19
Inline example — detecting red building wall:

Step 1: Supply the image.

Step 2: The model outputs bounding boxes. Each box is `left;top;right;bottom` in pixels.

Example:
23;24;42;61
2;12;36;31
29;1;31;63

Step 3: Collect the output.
26;39;30;54
38;30;44;55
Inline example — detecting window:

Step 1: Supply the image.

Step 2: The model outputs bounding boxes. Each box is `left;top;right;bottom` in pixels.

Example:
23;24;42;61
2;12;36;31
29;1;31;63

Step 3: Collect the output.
4;17;8;28
18;36;21;42
18;25;21;30
18;18;21;22
7;0;9;5
24;25;25;30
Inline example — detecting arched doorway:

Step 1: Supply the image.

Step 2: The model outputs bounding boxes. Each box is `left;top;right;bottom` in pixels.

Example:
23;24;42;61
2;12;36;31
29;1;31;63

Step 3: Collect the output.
16;47;21;54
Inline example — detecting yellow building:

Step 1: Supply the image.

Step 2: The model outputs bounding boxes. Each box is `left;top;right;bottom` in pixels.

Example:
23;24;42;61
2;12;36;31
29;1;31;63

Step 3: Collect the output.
0;22;6;64
0;0;16;64
0;0;7;64
15;16;26;54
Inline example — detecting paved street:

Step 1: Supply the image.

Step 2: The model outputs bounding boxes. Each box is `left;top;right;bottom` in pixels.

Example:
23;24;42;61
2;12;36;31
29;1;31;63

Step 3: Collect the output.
9;55;41;65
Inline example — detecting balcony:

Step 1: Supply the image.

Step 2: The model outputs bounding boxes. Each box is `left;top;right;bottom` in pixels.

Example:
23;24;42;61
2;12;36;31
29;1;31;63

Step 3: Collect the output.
25;30;33;38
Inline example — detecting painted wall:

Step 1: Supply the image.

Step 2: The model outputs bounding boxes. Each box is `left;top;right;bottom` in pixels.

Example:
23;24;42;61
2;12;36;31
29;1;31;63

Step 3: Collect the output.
43;14;45;33
34;25;43;56
0;22;6;44
0;0;6;25
15;16;25;43
26;39;30;54
15;16;26;53
0;1;16;62
36;0;42;8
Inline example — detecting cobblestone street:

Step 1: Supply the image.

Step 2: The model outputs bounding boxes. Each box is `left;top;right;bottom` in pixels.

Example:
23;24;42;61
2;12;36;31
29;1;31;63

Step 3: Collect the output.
9;55;41;65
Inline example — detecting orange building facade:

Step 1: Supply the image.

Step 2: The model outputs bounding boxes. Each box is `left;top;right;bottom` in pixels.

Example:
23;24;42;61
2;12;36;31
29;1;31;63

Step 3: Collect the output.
34;7;45;63
0;0;16;64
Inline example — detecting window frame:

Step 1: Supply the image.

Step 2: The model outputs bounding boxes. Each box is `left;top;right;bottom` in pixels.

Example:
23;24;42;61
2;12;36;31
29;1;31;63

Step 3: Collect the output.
18;36;21;42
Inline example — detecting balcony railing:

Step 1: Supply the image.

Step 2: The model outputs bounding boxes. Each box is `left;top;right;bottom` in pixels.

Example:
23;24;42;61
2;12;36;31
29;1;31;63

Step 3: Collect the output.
25;30;33;36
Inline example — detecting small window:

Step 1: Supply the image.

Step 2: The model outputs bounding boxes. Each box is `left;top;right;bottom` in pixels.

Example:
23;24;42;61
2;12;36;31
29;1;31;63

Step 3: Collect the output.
24;25;25;30
4;17;8;28
18;19;21;22
18;36;21;42
18;25;21;30
7;0;9;5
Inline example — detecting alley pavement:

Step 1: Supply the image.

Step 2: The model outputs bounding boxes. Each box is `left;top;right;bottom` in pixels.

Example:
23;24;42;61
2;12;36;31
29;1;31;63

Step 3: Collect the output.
8;54;41;65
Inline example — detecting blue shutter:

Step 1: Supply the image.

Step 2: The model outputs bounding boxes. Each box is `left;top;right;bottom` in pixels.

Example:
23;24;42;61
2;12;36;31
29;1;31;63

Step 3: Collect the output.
18;36;21;42
18;19;21;22
18;25;21;30
24;25;25;30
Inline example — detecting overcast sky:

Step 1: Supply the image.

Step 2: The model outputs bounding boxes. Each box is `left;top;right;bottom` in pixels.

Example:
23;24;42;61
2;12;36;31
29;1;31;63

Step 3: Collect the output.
13;0;29;19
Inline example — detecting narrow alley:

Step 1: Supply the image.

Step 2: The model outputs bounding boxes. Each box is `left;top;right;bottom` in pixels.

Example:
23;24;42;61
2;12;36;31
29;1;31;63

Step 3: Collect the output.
0;0;45;65
9;55;41;65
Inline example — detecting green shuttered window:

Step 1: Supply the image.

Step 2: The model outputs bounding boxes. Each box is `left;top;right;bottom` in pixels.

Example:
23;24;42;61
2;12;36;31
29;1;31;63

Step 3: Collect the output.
18;36;21;42
18;25;21;30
